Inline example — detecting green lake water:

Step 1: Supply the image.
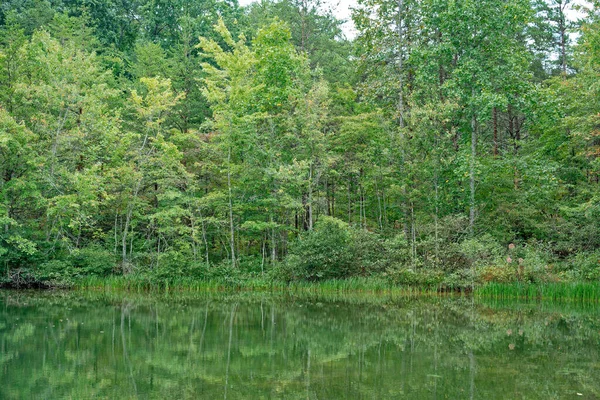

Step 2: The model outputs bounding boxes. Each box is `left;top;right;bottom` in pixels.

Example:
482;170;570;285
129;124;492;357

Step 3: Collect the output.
1;291;599;399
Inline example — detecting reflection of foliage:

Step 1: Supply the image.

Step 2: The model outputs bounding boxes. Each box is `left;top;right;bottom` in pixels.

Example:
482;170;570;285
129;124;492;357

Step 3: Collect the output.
0;292;599;399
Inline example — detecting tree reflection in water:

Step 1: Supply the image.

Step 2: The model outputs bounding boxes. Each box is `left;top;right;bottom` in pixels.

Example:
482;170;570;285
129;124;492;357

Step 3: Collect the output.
1;291;599;399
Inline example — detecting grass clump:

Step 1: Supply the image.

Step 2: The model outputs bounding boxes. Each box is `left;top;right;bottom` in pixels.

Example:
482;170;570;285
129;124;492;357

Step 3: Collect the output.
476;282;600;302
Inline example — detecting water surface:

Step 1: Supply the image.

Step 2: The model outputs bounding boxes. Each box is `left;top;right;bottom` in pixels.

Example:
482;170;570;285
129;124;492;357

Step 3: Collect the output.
1;291;599;399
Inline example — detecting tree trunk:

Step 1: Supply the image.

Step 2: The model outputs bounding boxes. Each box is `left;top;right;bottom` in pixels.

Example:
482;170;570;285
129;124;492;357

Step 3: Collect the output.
347;175;352;224
396;0;405;128
493;107;498;157
307;163;313;230
375;175;383;230
559;1;567;78
469;112;477;233
434;163;439;267
331;181;335;217
270;213;276;262
122;178;142;272
325;179;330;216
410;201;416;266
198;207;210;266
227;147;236;268
302;193;309;230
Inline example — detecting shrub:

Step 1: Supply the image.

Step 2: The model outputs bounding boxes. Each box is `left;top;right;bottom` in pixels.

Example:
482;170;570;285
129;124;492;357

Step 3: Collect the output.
477;265;517;283
509;241;554;283
352;229;387;274
198;259;244;285
237;255;267;275
152;250;196;280
459;234;503;268
70;245;116;276
382;235;412;269
436;242;471;271
283;216;356;281
35;259;77;286
443;268;476;288
568;251;600;281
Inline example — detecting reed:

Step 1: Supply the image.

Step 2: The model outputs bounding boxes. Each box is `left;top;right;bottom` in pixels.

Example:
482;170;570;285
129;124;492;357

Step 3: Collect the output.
475;282;600;302
75;276;600;302
75;275;444;296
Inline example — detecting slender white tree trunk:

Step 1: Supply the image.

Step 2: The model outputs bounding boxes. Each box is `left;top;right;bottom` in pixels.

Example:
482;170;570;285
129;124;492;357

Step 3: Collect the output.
122;178;142;272
469;112;477;233
396;0;405;129
227;146;236;268
198;207;210;266
308;162;313;230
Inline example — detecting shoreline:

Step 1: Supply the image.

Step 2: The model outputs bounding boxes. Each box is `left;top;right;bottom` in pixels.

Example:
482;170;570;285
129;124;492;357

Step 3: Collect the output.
3;276;598;302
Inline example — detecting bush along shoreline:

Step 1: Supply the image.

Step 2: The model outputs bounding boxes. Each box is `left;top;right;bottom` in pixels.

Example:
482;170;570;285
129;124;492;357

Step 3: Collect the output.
3;217;599;301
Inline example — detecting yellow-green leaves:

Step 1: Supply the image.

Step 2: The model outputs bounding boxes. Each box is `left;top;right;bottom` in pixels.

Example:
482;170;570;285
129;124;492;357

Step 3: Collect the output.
131;77;183;131
198;19;256;112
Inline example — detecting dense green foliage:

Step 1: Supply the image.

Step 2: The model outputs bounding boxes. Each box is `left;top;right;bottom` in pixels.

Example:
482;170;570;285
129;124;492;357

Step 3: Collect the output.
0;0;599;287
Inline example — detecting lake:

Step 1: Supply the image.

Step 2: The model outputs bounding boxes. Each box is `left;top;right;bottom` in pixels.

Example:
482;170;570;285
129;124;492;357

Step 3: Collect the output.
1;290;599;399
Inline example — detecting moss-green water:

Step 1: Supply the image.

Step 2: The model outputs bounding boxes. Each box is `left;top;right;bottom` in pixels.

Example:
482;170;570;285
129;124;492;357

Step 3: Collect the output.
1;290;600;399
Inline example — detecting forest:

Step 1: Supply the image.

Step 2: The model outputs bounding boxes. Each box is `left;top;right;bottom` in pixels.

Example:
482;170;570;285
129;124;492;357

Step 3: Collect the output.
0;0;599;288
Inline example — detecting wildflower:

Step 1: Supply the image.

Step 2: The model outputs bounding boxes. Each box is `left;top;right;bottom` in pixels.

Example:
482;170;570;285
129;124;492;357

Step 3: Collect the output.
508;243;516;250
518;258;524;265
509;343;515;350
506;329;512;336
507;256;513;263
